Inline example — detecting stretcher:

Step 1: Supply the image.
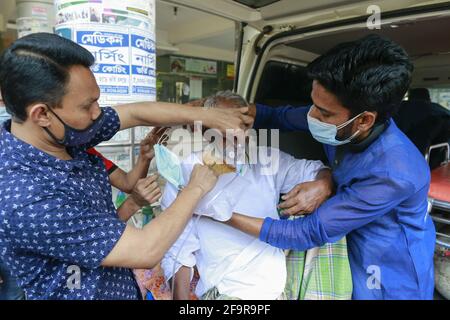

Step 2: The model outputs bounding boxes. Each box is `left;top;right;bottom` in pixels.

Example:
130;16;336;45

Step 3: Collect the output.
427;143;450;299
427;143;450;248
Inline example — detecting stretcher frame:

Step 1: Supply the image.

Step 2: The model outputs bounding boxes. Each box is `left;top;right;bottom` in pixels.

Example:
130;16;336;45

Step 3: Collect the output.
427;143;450;249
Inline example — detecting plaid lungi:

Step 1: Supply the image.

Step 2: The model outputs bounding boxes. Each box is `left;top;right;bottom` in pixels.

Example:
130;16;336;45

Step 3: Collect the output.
201;287;242;300
202;287;287;300
284;237;353;300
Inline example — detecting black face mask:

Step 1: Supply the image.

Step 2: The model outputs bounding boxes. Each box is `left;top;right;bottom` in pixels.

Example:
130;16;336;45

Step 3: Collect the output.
44;107;105;147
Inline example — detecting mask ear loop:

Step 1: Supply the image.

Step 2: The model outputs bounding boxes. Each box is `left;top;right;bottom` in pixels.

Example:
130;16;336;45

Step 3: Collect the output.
336;112;365;143
336;111;365;130
157;132;171;146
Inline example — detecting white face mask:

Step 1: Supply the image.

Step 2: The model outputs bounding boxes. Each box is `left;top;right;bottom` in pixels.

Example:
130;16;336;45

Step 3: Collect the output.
0;107;11;125
307;107;364;146
153;131;186;190
154;143;185;190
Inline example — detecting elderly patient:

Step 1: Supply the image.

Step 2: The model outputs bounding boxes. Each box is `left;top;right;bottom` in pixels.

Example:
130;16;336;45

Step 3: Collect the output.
159;92;331;300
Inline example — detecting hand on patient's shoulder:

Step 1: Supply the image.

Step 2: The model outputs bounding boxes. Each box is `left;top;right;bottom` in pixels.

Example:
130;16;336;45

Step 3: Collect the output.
186;164;218;197
278;177;333;216
174;151;244;222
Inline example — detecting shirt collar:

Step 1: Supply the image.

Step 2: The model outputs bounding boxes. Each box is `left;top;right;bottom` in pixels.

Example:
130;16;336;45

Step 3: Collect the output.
332;120;388;168
1;120;89;173
348;120;388;153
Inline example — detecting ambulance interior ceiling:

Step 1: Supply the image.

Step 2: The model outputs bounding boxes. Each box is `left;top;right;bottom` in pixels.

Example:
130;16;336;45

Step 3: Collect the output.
285;14;450;88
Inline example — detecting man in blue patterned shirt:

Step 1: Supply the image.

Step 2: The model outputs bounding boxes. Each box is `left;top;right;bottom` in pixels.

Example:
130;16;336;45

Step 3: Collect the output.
0;33;252;300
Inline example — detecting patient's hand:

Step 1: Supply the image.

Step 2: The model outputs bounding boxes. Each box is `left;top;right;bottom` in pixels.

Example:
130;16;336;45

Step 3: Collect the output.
278;170;334;216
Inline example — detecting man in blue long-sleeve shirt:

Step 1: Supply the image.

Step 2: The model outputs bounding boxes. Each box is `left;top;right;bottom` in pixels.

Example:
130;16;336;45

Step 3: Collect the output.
220;35;436;299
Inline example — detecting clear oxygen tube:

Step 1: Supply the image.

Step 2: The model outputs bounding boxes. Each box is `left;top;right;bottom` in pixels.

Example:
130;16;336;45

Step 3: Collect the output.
170;171;246;300
153;130;250;299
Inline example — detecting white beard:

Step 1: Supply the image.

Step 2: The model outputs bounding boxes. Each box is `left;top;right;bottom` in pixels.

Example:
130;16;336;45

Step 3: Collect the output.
204;140;248;166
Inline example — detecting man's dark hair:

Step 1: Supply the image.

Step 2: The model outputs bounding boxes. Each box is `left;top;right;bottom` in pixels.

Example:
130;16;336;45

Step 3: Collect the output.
307;34;413;123
0;32;95;122
408;88;431;102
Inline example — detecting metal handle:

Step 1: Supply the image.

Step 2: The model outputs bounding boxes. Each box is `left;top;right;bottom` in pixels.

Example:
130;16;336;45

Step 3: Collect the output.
430;198;450;211
436;239;450;249
432;215;450;225
426;143;449;164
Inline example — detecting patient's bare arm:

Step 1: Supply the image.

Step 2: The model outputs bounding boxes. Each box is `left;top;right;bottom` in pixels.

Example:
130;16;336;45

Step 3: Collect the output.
223;213;264;238
222;170;333;238
172;266;192;300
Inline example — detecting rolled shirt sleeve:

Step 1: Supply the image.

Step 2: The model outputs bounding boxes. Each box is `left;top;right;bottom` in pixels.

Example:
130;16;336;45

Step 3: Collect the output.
260;172;416;250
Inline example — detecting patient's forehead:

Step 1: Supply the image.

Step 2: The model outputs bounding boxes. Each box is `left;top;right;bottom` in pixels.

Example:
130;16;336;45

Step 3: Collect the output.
216;97;240;109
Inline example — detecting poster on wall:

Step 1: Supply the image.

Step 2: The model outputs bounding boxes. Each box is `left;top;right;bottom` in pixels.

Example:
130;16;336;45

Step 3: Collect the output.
17;17;52;38
79;28;131;97
226;64;235;79
55;0;154;28
55;0;156;142
16;2;54;39
170;56;217;75
131;32;157;98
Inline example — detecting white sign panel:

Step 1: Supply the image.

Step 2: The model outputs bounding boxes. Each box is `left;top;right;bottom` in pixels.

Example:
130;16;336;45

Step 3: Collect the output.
55;0;156;105
55;0;156;142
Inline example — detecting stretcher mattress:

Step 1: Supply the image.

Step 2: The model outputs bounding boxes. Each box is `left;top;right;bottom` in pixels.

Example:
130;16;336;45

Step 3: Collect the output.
429;163;450;203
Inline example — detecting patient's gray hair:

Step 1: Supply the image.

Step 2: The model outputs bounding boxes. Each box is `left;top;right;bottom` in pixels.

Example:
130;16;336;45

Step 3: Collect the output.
203;90;248;108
